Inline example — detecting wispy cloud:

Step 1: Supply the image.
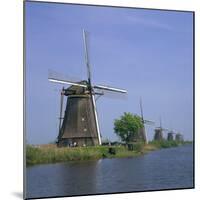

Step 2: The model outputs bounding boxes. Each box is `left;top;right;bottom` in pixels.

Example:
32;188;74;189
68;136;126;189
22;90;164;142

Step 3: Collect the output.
126;15;172;31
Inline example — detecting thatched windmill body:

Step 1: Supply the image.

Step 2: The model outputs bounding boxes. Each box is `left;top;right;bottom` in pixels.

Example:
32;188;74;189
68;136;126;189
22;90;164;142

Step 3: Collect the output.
49;30;127;147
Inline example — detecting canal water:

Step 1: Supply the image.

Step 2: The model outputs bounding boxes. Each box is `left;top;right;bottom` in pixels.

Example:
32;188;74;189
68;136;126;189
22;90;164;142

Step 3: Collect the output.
26;144;194;199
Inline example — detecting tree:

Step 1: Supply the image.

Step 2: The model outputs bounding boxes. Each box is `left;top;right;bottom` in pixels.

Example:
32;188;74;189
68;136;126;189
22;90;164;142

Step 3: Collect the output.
114;112;143;143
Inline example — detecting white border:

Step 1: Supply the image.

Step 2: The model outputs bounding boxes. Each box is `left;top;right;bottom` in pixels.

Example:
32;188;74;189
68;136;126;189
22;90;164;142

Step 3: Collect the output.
0;0;199;200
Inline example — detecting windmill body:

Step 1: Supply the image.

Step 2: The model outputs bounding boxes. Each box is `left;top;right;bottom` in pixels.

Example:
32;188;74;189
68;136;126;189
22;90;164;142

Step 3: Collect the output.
154;128;164;141
175;133;184;142
167;132;174;141
153;117;168;141
49;30;127;147
57;82;99;146
138;127;146;142
167;131;176;141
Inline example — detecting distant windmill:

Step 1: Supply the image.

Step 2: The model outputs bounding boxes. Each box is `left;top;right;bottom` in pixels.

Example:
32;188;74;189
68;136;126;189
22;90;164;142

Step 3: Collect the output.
154;117;168;141
49;30;127;147
175;132;184;142
139;98;154;144
167;129;176;141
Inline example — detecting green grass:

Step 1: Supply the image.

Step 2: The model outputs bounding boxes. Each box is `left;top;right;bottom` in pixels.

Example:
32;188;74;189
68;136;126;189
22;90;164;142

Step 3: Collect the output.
149;140;185;148
26;145;142;166
26;141;192;166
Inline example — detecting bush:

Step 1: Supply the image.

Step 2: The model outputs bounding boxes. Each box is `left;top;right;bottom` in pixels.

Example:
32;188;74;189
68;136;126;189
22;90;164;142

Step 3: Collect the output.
132;142;144;152
108;147;116;155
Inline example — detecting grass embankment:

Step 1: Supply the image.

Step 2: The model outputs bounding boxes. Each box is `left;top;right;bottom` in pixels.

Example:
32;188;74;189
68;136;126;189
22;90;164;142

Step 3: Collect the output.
26;145;141;166
26;141;192;166
148;140;188;149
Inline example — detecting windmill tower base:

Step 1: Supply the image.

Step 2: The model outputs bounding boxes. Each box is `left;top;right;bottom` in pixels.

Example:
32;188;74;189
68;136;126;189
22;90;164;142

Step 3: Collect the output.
57;93;100;147
57;137;99;147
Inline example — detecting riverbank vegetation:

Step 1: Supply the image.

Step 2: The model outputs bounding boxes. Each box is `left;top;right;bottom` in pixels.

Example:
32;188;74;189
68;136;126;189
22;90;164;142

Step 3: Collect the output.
26;140;192;166
114;113;143;143
26;145;143;166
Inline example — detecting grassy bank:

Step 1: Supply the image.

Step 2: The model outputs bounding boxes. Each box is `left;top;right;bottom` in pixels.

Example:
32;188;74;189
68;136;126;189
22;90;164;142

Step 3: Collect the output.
148;140;188;148
26;145;141;166
26;141;191;166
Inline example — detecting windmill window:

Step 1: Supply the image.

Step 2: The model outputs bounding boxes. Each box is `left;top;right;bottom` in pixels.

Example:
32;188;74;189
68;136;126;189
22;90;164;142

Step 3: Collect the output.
82;117;85;121
83;128;87;132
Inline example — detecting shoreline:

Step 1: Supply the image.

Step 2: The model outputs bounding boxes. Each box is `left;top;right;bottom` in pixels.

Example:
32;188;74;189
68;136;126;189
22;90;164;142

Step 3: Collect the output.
26;141;192;166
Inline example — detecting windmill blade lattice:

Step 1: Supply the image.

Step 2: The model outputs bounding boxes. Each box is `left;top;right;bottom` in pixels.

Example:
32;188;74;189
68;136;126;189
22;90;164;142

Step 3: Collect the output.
83;30;92;86
143;119;155;125
48;69;82;83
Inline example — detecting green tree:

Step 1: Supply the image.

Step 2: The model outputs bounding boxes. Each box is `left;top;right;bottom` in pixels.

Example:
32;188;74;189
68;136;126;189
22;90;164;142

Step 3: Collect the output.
114;112;143;143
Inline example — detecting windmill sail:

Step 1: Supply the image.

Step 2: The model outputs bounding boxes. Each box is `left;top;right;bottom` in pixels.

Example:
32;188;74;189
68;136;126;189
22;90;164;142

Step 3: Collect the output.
58;88;64;133
48;69;82;82
83;30;102;145
140;97;144;121
91;94;102;145
140;98;154;125
48;69;87;88
143;119;154;125
139;98;147;143
83;30;92;85
94;85;127;93
138;98;155;144
49;77;87;88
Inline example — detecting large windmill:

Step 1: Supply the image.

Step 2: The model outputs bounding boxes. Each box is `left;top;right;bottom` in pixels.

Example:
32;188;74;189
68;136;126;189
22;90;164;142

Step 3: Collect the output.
154;117;168;141
49;30;127;147
139;98;154;144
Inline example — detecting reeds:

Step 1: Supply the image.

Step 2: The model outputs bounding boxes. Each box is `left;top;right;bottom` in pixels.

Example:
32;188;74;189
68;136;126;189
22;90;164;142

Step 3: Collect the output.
26;140;190;166
26;145;142;166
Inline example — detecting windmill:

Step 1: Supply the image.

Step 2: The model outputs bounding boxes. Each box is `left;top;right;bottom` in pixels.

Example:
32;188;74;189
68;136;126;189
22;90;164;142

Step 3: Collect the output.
49;30;127;147
154;117;168;141
166;122;177;141
175;132;184;142
167;129;176;141
138;98;154;144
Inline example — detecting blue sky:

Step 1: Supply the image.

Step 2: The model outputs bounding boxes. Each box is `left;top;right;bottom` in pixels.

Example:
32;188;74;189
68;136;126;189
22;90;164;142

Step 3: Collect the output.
25;2;193;144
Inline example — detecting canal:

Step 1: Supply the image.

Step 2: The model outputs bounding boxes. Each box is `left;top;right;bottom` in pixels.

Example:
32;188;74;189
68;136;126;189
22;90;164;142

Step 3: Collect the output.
26;144;194;199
